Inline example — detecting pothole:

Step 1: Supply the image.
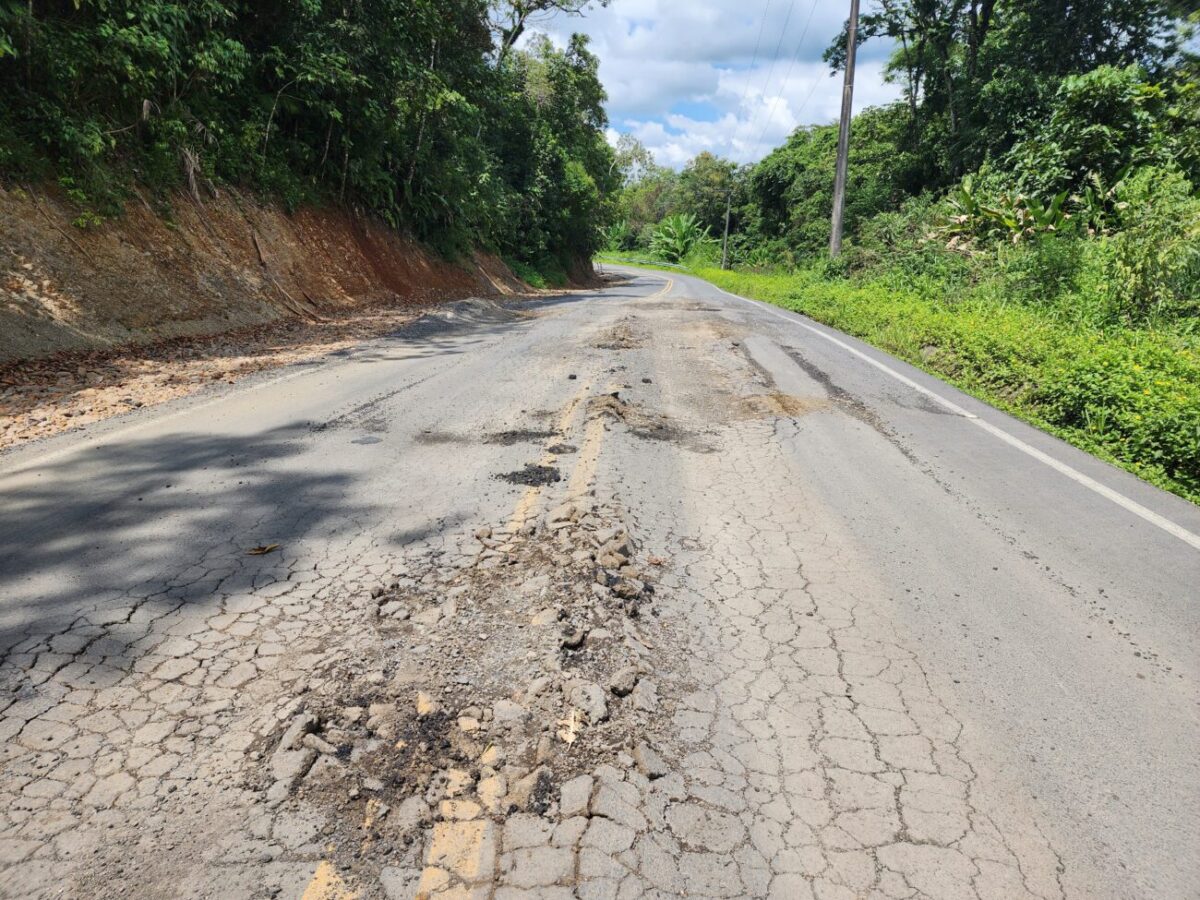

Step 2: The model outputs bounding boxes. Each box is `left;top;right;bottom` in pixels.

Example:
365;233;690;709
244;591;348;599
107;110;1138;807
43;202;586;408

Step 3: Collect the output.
496;464;562;486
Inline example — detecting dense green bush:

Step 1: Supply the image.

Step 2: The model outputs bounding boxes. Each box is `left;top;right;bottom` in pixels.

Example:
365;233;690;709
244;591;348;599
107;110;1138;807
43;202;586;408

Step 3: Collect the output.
1103;165;1200;324
1008;66;1172;197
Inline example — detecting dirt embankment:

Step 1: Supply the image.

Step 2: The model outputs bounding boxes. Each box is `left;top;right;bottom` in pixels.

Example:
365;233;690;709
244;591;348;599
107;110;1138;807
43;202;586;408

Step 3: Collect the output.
0;182;524;364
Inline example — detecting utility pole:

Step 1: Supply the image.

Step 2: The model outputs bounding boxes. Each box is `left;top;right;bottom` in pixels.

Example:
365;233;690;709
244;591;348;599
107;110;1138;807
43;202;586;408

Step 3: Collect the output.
829;0;860;258
721;191;732;270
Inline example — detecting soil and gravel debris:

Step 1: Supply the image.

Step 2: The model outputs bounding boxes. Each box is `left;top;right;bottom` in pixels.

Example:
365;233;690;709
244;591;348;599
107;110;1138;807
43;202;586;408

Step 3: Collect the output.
254;500;673;897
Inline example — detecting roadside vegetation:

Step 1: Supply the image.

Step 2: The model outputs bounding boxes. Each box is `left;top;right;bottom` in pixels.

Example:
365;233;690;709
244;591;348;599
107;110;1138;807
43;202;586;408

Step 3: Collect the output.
0;1;615;281
601;1;1200;504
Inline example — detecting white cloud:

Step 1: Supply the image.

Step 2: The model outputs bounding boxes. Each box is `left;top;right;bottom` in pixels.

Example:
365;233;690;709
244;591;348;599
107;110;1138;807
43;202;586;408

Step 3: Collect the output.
527;0;903;167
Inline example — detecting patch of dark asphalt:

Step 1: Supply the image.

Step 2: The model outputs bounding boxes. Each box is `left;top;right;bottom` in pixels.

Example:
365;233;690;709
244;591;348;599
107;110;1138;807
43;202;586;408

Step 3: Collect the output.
414;431;469;445
485;429;559;446
496;464;562;486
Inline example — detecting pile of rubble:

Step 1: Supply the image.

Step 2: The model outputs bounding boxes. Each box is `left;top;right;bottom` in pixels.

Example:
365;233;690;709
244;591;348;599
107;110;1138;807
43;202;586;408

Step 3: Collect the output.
253;498;678;896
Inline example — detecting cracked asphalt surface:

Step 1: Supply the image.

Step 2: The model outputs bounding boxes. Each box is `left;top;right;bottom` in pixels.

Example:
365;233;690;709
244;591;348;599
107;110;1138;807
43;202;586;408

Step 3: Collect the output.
1;268;1197;899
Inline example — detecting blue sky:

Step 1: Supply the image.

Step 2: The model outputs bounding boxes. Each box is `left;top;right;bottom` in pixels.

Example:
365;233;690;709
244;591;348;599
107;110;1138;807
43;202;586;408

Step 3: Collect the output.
530;0;902;167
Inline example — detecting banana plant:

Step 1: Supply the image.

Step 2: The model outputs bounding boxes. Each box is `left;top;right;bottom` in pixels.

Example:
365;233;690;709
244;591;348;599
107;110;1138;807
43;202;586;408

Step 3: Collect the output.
649;213;715;263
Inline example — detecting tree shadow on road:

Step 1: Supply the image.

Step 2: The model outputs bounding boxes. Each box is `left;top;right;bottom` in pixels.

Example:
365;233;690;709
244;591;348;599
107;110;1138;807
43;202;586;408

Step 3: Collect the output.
0;424;372;651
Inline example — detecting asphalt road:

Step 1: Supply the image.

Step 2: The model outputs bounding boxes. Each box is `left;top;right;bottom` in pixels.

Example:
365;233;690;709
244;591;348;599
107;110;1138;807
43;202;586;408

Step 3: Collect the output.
0;267;1197;899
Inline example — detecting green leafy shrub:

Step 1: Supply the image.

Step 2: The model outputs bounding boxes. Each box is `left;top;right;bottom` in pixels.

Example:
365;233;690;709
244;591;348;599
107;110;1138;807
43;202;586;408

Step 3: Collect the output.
1101;165;1200;323
1008;65;1170;198
602;219;635;252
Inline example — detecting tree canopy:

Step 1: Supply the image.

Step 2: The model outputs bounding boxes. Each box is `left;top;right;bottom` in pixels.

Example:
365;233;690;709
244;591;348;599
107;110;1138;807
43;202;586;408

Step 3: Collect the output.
0;0;617;274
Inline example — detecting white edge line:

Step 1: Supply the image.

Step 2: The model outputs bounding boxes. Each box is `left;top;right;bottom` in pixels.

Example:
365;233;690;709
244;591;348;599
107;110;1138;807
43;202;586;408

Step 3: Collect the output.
651;269;1200;553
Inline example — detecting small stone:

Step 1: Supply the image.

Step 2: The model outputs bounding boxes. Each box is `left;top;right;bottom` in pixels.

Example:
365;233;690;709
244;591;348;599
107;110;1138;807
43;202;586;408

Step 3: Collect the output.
279;714;318;751
441;768;473;799
630;679;659;712
632;742;669;779
607;666;639;697
560;627;587;650
492;699;528;726
478;774;507;813
508;766;553;814
269;748;317;794
546;502;577;524
524;675;554;700
301;733;337;755
417;692;440;716
439;799;483;820
566;681;608;723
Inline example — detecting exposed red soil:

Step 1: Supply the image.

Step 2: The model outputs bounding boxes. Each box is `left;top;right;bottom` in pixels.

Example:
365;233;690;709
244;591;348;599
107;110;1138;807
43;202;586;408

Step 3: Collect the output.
0;182;533;450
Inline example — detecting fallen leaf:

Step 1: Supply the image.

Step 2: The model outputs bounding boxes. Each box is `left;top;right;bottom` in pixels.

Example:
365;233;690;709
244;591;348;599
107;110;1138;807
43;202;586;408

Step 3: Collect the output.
247;544;280;556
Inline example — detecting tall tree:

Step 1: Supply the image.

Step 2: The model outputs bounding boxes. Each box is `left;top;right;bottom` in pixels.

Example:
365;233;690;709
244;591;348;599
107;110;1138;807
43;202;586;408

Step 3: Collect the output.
490;0;611;58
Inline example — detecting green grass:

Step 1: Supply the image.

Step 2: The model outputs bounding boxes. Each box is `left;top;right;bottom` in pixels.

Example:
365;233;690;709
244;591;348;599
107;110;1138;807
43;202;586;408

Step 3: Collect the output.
505;257;570;289
601;257;1200;505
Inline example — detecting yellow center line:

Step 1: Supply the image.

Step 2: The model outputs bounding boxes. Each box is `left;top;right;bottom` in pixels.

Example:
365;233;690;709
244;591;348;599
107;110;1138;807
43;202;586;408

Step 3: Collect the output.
566;383;618;500
506;274;669;531
506;376;593;531
645;277;673;299
301;861;358;900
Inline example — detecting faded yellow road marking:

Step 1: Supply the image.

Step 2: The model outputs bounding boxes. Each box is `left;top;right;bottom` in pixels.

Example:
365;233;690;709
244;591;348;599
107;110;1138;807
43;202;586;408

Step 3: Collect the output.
507;276;668;530
301;861;358;900
645;277;673;299
506;377;593;531
566;385;617;499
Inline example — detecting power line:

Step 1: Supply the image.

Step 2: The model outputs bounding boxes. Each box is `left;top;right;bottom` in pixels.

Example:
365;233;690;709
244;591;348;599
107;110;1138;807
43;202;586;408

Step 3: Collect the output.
730;0;773;133
732;0;797;159
751;0;820;153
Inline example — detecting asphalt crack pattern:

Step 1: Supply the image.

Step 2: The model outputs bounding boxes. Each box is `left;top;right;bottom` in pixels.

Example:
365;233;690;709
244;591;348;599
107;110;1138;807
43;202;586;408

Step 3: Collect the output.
0;291;1077;899
0;525;413;898
594;356;1067;897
